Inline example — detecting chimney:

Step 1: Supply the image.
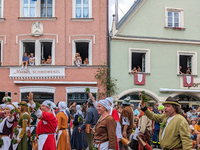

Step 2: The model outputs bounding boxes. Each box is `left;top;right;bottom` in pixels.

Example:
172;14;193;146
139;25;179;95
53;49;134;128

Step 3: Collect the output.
115;0;118;24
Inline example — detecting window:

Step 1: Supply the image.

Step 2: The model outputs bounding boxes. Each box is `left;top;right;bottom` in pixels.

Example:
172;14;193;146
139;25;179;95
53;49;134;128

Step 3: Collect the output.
177;51;197;75
23;0;35;17
129;48;150;73
0;0;1;18
68;93;96;104
0;0;4;18
165;7;184;28
21;92;54;104
41;0;52;17
0;42;1;66
21;0;54;17
41;42;52;65
73;0;92;18
0;92;11;104
73;40;92;66
20;40;54;65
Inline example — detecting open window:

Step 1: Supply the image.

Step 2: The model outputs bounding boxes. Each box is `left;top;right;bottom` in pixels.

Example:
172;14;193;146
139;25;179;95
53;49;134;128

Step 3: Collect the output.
179;55;193;74
73;40;92;66
178;51;197;75
41;42;52;65
23;42;35;57
131;52;146;72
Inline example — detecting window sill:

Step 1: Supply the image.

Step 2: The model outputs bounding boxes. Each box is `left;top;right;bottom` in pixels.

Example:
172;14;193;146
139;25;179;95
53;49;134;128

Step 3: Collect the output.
177;74;197;77
0;18;5;21
129;72;150;75
71;18;94;21
164;27;186;31
18;17;57;21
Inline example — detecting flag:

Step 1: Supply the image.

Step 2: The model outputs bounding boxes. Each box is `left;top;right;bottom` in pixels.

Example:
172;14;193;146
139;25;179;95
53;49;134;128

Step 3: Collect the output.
135;74;145;85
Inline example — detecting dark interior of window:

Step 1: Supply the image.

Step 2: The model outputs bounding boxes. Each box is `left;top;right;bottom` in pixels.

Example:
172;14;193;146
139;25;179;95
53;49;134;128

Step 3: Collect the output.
23;42;35;56
76;42;89;64
0;92;11;104
68;93;96;104
131;52;144;71
0;43;1;64
179;55;192;74
41;42;52;62
21;92;54;104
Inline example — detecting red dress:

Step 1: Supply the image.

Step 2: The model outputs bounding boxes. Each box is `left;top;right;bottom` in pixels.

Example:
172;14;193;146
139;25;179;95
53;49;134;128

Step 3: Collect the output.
111;109;119;150
36;112;58;150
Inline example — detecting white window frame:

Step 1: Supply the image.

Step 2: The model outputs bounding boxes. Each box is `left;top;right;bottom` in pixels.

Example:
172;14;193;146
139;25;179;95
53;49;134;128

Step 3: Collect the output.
165;7;184;28
0;0;4;18
72;39;92;66
72;0;92;18
20;0;55;17
129;48;150;73
177;51;197;75
0;40;2;66
19;39;55;65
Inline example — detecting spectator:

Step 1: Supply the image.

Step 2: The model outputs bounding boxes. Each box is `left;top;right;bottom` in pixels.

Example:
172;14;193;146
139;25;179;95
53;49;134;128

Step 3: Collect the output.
29;53;35;66
194;120;200;148
186;67;191;74
83;58;89;65
41;58;46;64
117;105;123;118
131;67;137;73
22;52;29;70
190;119;197;140
134;105;141;117
130;104;134;110
137;66;142;72
187;107;194;122
46;55;52;64
74;53;82;67
193;108;197;119
179;66;184;74
2;92;11;104
69;102;76;116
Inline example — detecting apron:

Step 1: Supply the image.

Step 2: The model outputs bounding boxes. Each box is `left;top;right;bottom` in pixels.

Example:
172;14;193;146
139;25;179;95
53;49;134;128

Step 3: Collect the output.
0;136;11;150
56;129;70;149
94;141;109;150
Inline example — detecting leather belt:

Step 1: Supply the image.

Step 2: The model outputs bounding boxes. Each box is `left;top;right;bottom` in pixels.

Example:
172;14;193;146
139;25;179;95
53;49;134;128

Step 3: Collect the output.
94;141;107;150
0;135;8;138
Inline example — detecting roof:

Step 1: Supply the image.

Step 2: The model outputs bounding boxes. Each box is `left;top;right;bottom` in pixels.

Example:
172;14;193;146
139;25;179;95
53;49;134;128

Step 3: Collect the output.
116;0;144;30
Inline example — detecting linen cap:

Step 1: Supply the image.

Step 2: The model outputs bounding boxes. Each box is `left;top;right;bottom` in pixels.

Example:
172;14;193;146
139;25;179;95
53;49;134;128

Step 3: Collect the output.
98;99;111;111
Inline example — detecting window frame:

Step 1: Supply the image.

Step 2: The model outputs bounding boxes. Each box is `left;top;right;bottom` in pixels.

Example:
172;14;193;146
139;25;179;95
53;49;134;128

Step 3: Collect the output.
19;39;55;66
0;0;4;18
72;39;92;66
0;40;2;66
72;0;92;18
20;0;55;17
129;48;150;73
165;7;184;28
177;51;197;75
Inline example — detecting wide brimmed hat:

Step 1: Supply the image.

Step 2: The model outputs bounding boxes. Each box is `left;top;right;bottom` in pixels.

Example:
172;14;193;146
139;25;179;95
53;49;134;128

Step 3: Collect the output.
122;96;131;105
162;96;180;106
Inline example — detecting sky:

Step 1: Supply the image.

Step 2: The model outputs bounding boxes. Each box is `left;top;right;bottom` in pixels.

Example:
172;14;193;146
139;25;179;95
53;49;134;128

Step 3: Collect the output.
109;0;136;30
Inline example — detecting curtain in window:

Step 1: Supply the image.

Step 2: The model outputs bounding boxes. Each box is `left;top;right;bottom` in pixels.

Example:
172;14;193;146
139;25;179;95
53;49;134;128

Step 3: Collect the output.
23;0;35;17
83;0;89;18
76;0;81;18
47;0;52;17
30;0;35;17
41;0;52;17
41;0;46;17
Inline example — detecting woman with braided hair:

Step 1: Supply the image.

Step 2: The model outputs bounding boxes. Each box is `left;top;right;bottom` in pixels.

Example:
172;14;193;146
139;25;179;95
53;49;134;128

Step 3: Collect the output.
12;101;31;150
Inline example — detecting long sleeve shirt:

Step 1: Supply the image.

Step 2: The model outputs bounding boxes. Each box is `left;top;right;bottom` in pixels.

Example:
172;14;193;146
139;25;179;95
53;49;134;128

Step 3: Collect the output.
94;115;116;149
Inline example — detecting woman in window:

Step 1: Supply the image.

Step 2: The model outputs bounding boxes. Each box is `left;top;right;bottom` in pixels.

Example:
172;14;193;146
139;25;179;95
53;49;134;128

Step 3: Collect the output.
83;58;89;65
46;55;52;64
186;67;191;74
74;53;82;67
29;53;35;66
137;66;142;72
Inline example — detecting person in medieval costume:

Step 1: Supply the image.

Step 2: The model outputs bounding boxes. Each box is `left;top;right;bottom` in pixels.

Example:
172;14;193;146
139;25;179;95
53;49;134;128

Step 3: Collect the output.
70;105;88;149
0;104;6;120
56;101;71;150
0;104;15;150
78;97;99;150
27;103;38;150
10;102;19;139
106;97;122;150
12;101;31;150
28;92;58;150
140;96;192;150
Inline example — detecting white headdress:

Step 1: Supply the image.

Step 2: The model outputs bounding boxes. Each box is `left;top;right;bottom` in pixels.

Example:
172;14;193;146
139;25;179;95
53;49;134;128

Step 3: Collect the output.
58;102;68;118
42;100;56;117
98;99;111;111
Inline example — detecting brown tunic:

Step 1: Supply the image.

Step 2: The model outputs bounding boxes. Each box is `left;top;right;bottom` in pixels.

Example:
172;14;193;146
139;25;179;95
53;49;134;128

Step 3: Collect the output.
120;106;134;133
94;115;116;149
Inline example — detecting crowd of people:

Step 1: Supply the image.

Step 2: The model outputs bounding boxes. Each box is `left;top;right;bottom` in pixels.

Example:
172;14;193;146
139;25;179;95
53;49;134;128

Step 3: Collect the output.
0;91;194;150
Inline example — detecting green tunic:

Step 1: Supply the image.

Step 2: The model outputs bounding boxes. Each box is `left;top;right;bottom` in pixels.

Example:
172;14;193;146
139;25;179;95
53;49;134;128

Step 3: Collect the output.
17;113;30;150
144;109;192;150
28;113;37;150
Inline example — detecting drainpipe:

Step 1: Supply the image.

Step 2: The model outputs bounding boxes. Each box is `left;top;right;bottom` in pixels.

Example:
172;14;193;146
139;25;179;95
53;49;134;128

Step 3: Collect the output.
107;0;110;96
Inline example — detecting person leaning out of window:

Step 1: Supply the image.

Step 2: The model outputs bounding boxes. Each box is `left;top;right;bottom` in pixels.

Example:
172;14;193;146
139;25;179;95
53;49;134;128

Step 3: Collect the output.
186;67;191;74
74;53;82;67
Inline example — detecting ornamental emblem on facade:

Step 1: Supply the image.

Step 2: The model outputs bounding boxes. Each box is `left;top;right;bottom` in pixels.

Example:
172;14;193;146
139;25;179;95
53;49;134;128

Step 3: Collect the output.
31;21;43;37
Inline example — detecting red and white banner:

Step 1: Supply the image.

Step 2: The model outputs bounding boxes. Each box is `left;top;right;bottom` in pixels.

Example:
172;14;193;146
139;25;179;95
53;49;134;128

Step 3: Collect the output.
183;76;193;87
135;74;145;85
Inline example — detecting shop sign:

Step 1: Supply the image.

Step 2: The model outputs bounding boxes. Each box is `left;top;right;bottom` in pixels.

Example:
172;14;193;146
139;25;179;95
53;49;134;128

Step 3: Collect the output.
9;66;65;79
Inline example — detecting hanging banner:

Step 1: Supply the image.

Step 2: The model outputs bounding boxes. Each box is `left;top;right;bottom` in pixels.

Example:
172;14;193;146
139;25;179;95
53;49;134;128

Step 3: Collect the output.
183;76;193;87
135;74;145;85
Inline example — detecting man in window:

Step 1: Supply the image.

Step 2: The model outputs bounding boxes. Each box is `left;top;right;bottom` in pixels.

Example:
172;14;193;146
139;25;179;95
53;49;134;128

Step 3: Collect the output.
179;66;184;74
22;52;29;70
29;53;35;66
2;92;11;104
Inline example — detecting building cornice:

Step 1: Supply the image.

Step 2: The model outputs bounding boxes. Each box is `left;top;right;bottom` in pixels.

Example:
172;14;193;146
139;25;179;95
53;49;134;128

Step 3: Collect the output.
112;35;200;45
